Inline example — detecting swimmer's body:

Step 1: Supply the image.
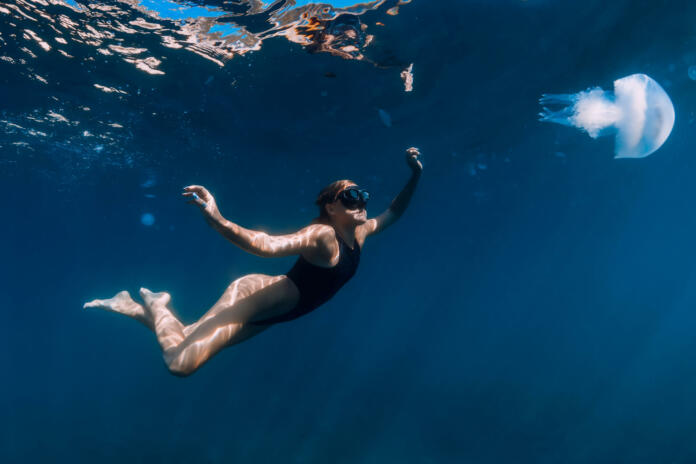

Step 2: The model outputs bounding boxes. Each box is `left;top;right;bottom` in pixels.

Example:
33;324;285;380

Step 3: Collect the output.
85;147;422;377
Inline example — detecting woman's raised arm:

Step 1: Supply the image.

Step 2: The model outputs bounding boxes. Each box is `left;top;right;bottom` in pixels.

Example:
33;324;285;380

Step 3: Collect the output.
183;185;329;258
359;147;423;238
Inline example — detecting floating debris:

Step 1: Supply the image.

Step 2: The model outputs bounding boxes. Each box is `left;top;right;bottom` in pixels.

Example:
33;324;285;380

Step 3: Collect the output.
108;45;147;55
93;84;128;95
47;111;69;123
125;56;165;75
401;63;414;92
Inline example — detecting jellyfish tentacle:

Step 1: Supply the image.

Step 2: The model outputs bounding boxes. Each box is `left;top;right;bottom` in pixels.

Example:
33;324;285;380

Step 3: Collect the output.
538;93;580;125
568;88;621;138
539;93;578;106
539;106;577;126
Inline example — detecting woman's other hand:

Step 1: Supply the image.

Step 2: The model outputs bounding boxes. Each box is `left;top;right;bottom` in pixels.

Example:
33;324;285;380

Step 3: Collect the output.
182;185;221;221
405;147;423;174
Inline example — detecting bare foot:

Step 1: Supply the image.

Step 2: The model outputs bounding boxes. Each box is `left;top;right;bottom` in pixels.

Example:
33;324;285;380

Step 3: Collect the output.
84;291;152;329
139;287;172;309
139;287;185;351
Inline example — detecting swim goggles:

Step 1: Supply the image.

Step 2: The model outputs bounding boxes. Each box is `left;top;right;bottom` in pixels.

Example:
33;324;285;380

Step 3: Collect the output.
336;187;370;209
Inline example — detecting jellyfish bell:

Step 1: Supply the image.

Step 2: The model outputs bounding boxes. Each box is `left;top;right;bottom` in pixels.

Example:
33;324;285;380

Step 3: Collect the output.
539;73;675;159
613;74;675;158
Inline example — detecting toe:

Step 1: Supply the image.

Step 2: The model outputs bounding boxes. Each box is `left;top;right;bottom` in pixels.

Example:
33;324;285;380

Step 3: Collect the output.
83;299;100;309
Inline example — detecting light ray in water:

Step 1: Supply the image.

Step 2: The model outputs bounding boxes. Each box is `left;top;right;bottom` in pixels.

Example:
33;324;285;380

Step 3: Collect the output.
539;74;675;159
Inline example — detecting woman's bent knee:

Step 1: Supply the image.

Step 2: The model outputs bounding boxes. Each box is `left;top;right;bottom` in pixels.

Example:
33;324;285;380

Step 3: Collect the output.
165;358;199;377
163;349;199;377
167;364;195;377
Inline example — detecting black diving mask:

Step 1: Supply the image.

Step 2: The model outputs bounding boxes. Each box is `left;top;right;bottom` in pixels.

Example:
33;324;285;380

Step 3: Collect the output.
337;187;370;209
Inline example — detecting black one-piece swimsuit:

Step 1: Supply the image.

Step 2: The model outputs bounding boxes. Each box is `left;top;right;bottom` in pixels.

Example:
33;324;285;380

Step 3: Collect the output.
250;234;361;325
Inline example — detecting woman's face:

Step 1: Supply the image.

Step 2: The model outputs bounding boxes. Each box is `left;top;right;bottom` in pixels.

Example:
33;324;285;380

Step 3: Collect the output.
328;184;368;226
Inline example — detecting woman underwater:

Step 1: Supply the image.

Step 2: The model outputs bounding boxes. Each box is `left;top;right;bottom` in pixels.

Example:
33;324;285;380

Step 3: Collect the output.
85;147;423;376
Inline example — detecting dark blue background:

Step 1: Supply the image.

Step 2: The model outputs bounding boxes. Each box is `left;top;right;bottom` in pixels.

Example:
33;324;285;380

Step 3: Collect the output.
3;0;696;462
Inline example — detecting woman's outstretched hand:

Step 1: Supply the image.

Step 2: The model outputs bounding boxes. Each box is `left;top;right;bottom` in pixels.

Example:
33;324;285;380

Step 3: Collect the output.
182;185;221;221
406;147;423;174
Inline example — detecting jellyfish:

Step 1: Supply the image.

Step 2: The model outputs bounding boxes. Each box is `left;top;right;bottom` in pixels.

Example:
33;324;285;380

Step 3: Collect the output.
539;73;675;158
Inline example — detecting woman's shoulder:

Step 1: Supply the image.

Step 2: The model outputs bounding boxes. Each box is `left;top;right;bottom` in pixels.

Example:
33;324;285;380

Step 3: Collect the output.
298;223;338;264
309;224;336;243
294;223;336;246
301;223;334;235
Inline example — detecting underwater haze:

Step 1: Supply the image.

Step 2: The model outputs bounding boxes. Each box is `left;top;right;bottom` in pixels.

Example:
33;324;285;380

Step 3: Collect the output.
5;0;696;462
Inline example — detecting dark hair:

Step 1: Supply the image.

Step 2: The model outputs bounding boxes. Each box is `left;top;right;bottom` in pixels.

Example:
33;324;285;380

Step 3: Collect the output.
312;179;356;224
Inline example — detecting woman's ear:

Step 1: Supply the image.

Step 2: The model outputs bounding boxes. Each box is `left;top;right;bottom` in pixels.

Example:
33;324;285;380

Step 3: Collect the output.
325;202;337;217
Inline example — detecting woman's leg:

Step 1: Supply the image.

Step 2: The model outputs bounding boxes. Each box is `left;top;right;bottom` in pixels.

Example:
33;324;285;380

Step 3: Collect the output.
139;288;185;352
155;274;298;376
85;274;299;376
83;290;183;349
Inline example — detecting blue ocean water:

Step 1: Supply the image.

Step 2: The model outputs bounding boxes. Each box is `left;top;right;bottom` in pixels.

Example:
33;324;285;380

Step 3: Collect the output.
3;0;696;462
